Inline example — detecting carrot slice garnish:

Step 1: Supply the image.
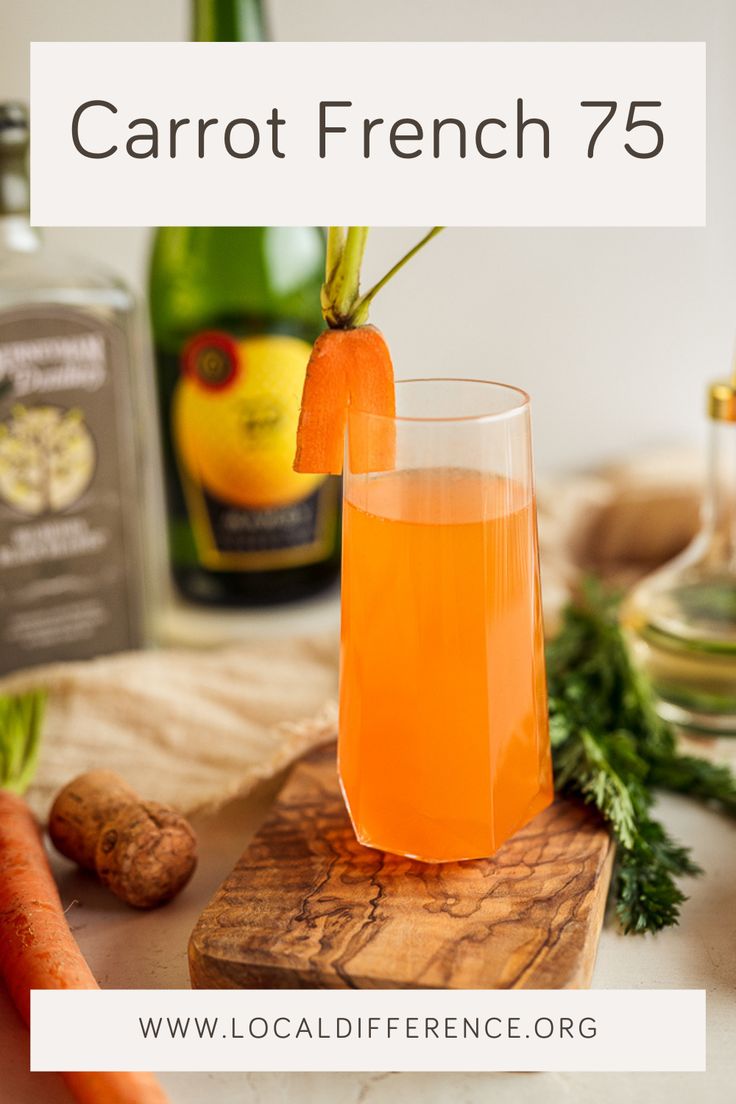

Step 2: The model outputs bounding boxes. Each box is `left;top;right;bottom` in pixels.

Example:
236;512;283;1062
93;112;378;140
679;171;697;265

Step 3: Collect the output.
294;325;396;475
293;329;349;475
293;227;442;476
345;325;396;474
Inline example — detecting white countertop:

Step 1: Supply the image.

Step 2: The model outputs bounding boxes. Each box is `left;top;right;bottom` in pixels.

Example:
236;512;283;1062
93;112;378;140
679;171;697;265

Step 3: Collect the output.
2;597;734;1104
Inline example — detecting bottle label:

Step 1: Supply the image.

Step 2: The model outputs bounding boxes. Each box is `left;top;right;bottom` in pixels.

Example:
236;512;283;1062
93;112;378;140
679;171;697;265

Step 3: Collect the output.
172;331;337;570
0;305;143;675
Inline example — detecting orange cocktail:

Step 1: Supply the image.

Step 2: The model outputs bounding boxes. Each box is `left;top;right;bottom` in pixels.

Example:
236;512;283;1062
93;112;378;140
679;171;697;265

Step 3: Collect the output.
338;380;553;863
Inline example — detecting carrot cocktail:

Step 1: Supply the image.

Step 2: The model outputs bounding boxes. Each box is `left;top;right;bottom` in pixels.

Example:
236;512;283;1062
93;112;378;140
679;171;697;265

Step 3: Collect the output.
292;231;552;863
338;380;552;863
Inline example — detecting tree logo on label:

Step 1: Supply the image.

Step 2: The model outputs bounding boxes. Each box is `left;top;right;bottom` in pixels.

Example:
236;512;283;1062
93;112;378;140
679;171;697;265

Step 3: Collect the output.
0;404;96;516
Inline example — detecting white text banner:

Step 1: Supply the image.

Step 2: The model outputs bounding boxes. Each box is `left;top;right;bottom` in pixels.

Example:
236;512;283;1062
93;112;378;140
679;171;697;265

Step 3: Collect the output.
30;42;705;227
31;988;706;1072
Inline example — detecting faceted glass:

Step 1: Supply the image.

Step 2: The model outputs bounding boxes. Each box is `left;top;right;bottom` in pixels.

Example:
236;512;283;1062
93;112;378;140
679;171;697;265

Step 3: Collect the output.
339;379;553;862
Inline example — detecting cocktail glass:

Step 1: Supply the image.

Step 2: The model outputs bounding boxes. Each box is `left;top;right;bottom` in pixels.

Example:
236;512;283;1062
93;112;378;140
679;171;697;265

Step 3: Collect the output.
339;378;553;862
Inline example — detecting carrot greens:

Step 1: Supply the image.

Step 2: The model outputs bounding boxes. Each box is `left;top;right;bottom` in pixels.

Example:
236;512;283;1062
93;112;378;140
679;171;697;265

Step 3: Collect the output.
547;581;736;934
321;226;443;329
0;690;46;794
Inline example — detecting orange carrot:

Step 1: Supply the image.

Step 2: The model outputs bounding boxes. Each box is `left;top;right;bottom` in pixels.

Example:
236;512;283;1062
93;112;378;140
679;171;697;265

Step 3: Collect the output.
0;792;97;1020
0;729;170;1103
293;329;349;474
63;1071;169;1104
294;324;396;475
294;227;441;476
343;325;396;474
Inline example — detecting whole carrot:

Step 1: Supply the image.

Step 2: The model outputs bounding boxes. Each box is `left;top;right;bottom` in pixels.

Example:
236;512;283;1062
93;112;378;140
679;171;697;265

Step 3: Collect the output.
0;692;170;1104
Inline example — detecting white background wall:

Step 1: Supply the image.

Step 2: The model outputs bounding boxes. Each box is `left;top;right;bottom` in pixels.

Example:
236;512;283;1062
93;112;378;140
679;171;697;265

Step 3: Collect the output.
1;0;734;474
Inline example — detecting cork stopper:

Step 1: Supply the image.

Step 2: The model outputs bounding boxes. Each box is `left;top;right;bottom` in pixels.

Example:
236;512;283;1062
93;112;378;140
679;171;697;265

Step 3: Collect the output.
709;381;736;423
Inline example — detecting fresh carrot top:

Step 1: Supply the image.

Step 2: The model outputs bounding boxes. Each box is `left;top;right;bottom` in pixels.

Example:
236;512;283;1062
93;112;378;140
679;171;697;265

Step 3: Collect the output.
293;227;442;475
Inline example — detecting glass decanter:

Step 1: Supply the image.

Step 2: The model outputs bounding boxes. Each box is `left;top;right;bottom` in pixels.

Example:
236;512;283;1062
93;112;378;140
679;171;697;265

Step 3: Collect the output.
622;379;736;733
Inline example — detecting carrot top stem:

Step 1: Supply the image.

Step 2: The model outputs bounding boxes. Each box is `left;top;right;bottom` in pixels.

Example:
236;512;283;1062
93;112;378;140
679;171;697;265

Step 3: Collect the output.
0;691;46;795
322;226;369;326
325;226;346;285
350;226;445;326
321;226;443;329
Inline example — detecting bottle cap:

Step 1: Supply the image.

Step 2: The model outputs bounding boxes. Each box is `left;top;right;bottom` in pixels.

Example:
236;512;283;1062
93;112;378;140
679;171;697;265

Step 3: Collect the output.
0;102;30;152
708;381;736;422
0;102;30;217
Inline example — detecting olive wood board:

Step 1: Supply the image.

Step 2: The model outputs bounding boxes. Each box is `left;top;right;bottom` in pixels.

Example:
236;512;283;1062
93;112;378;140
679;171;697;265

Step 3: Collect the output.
189;743;614;991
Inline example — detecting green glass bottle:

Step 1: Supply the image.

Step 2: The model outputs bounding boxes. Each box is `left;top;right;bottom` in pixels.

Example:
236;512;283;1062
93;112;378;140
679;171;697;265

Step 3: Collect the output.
149;1;338;606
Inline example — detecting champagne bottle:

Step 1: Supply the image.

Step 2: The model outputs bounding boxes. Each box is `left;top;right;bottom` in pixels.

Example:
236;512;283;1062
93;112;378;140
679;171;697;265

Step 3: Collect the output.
0;103;147;675
149;0;339;606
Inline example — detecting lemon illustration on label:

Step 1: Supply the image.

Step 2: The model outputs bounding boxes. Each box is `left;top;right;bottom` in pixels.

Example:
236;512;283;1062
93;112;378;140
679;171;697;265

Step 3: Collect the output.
173;332;324;510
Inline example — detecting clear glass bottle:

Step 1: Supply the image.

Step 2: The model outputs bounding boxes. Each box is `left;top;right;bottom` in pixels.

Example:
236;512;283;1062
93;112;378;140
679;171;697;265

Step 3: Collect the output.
0;102;149;674
621;379;736;733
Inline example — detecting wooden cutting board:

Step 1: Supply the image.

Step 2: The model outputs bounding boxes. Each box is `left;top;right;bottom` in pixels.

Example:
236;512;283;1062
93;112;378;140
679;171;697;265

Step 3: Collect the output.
189;743;614;990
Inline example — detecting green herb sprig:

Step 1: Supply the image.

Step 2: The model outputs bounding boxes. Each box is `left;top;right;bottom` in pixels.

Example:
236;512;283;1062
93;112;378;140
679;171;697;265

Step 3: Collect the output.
547;580;736;934
0;691;46;794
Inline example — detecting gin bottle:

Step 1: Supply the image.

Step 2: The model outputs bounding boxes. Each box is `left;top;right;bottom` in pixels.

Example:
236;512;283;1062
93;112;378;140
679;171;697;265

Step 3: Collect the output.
0;103;147;674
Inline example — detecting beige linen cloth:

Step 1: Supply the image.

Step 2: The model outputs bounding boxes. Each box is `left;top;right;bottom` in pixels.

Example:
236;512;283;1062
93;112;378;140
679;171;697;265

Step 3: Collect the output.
0;449;707;820
4;639;339;820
